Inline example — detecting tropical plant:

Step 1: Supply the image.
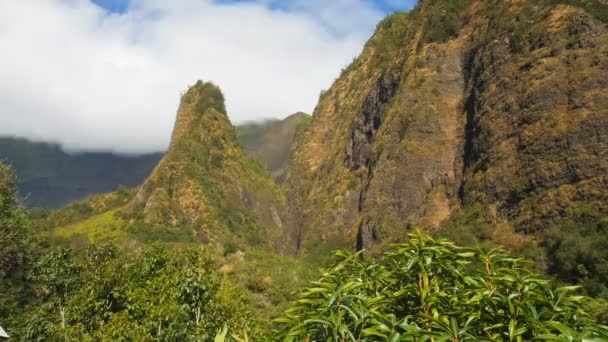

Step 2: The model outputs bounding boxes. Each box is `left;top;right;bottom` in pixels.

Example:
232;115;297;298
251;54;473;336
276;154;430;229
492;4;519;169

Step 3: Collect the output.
277;231;608;341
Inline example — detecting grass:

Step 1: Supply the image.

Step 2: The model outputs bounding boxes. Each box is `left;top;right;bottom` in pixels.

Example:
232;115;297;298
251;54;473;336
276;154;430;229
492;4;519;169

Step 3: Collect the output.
126;222;194;243
227;248;323;322
52;209;126;243
551;0;608;23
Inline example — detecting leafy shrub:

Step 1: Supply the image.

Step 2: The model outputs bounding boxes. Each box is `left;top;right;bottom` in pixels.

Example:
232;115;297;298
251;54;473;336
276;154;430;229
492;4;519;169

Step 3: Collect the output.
223;240;239;256
544;218;608;298
278;231;608;341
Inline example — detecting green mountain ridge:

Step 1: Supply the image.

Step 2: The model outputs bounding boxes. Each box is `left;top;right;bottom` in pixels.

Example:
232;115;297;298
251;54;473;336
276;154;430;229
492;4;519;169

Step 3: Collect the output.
0;137;163;208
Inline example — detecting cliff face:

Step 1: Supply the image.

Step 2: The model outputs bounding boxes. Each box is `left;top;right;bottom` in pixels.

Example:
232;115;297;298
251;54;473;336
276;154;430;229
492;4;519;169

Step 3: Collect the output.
461;1;608;236
128;81;286;250
285;0;608;254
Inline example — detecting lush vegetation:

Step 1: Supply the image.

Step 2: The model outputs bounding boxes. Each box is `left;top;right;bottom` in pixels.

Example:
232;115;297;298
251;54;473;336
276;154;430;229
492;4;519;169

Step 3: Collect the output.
0;162;314;340
3;240;266;341
415;0;473;45
278;232;608;341
544;219;608;298
0;163;31;304
3;160;608;340
0;163;257;340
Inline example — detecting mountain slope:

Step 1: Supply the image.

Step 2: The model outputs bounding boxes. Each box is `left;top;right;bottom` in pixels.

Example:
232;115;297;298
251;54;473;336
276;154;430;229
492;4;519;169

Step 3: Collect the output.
0;137;162;208
285;0;608;257
127;81;286;250
0;113;307;208
236;112;311;183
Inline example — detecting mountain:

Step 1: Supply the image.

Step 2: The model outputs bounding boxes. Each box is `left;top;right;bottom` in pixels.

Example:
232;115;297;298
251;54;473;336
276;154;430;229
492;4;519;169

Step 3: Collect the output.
126;81;286;250
236;112;311;183
284;0;608;262
0;114;307;208
0;137;163;208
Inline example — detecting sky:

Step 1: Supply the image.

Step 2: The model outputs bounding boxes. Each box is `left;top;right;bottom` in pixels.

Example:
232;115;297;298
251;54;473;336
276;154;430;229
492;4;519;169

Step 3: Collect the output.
0;0;417;154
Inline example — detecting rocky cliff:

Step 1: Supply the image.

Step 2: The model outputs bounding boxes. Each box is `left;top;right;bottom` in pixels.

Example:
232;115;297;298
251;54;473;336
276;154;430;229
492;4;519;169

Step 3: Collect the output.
128;81;286;250
285;0;608;255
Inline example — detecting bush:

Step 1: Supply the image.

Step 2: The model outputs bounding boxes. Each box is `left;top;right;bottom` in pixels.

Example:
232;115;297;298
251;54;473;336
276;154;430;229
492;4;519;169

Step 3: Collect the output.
223;240;238;256
278;231;608;341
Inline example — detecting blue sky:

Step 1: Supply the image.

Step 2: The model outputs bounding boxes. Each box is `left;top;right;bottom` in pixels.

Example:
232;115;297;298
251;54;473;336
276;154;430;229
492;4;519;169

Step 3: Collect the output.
92;0;416;15
0;0;418;153
92;0;130;13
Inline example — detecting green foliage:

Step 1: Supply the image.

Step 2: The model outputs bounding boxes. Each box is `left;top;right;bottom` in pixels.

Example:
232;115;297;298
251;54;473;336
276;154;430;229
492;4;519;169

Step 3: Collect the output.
414;0;473;45
544;218;608;298
0;163;30;279
9;242;264;341
193;80;227;114
437;204;496;246
278;231;608;341
0;162;37;333
39;185;137;230
223;239;239;256
583;297;608;325
372;12;412;67
29;248;80;303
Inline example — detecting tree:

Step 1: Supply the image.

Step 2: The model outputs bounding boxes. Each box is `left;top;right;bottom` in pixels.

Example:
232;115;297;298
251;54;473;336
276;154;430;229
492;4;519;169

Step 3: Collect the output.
29;248;80;330
176;247;220;329
0;163;29;279
278;231;608;341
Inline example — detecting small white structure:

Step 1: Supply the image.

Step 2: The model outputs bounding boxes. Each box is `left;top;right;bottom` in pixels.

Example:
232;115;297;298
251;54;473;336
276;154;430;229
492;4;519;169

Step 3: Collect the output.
0;324;8;338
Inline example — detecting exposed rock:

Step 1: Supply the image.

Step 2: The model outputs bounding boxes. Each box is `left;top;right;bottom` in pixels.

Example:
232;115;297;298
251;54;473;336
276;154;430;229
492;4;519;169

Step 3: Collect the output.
284;0;608;255
345;71;401;171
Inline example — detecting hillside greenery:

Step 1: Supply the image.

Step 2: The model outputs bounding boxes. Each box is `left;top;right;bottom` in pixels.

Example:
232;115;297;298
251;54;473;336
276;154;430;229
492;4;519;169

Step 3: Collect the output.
0;162;314;340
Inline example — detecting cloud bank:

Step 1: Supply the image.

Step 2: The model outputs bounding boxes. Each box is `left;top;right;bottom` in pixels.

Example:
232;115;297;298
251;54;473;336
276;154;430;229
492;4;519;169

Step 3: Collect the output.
0;0;413;153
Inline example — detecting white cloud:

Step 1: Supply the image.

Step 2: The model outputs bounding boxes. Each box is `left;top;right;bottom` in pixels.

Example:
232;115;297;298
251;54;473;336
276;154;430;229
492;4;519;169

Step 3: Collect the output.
0;0;396;153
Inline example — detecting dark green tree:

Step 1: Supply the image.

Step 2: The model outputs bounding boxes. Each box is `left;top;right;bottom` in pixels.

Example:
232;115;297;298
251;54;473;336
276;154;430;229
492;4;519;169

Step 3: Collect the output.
29;248;80;331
